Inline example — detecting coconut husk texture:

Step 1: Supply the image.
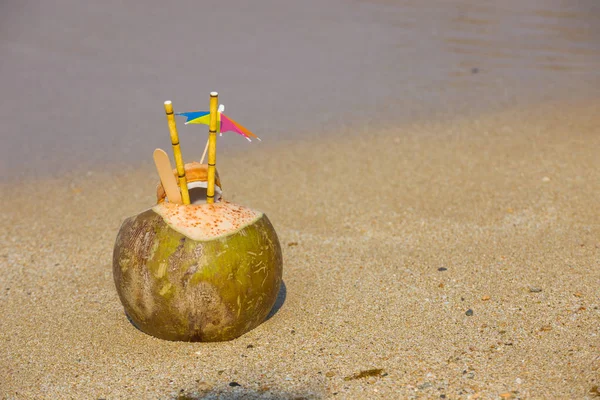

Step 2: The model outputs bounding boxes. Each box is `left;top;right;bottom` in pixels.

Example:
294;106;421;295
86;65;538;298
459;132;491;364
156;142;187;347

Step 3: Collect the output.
113;200;283;342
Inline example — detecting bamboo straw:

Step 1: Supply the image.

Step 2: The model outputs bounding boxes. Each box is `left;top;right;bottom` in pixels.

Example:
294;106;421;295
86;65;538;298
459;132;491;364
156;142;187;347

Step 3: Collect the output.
206;92;218;204
163;100;190;205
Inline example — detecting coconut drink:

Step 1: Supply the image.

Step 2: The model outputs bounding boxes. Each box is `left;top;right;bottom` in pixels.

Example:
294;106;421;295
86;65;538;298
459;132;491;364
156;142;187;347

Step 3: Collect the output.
113;95;282;341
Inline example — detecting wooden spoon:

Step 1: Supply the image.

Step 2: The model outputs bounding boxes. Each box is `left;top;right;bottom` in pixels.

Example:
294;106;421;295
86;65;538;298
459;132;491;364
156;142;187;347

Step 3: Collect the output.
153;148;183;204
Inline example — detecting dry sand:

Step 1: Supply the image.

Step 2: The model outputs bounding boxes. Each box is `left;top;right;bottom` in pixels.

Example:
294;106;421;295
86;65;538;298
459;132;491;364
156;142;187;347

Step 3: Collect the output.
1;102;599;399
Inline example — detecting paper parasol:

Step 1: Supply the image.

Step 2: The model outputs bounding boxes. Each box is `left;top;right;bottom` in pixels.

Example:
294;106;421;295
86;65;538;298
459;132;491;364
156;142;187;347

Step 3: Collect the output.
176;107;260;142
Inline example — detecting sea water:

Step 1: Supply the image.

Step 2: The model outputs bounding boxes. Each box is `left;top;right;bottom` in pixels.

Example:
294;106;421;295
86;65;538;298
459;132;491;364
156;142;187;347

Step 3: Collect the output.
1;0;598;178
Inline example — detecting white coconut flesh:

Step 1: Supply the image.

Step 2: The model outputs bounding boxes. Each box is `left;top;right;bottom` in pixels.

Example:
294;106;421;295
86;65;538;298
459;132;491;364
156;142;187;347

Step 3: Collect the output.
152;201;263;241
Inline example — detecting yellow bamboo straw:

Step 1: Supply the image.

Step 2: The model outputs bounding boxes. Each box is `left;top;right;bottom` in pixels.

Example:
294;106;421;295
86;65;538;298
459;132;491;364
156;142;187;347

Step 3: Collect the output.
163;100;190;205
207;92;218;204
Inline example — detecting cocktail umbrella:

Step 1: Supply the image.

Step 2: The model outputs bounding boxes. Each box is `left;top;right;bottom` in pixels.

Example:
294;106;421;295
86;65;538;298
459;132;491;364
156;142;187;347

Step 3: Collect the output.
176;106;260;141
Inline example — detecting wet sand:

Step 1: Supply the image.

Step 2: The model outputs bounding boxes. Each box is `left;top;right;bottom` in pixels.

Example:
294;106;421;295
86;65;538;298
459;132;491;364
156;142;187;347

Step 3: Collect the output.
1;101;599;399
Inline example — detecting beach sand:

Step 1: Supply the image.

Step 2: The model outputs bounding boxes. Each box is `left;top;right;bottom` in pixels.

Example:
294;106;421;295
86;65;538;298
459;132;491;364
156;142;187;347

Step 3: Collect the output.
1;101;599;399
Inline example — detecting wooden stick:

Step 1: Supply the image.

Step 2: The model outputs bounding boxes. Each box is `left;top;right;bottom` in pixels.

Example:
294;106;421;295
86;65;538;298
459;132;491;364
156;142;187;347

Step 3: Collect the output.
153;148;183;204
200;137;209;165
206;92;218;204
163;100;190;205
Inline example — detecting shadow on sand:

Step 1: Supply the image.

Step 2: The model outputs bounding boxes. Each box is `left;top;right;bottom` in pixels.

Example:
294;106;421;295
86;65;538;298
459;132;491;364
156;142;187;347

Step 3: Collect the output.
173;384;319;400
266;280;286;321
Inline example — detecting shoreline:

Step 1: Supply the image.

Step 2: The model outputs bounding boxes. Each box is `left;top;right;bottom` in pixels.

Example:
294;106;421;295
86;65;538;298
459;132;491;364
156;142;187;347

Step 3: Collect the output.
2;96;598;184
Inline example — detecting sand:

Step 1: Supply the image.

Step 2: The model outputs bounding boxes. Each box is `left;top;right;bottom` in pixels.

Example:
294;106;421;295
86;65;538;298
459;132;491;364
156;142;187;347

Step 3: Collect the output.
1;102;599;399
2;0;599;397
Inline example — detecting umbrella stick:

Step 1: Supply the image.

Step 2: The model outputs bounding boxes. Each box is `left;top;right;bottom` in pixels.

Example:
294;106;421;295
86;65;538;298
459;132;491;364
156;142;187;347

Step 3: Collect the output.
207;92;218;204
163;100;190;205
200;137;210;165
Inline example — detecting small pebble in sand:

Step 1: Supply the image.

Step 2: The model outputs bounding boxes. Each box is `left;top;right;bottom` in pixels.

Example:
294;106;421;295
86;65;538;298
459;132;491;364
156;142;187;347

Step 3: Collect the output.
287;242;298;247
229;382;241;387
542;176;551;182
465;309;474;316
540;325;552;331
438;267;447;271
326;371;335;378
500;392;513;399
529;287;542;293
481;295;490;301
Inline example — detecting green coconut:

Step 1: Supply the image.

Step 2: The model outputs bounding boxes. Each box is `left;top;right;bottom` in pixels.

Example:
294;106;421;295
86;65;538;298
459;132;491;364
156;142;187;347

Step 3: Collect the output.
113;200;283;342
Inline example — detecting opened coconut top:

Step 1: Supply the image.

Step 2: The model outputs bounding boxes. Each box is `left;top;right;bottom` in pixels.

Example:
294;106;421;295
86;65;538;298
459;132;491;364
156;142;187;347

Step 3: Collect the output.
153;201;262;241
153;162;261;240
